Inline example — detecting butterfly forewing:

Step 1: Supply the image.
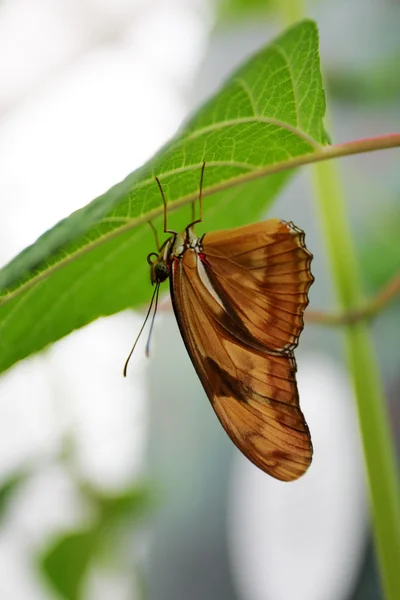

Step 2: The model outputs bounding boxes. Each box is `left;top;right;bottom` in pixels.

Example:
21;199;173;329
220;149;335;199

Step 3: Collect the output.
202;219;314;353
170;219;313;481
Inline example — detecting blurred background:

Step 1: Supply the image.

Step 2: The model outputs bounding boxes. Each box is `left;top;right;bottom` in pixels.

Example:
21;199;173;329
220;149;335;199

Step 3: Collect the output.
0;0;399;599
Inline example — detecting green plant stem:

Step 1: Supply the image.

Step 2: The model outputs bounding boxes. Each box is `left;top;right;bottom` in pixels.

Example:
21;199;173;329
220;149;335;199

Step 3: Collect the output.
1;133;399;311
313;161;400;600
306;273;400;325
277;8;400;596
328;133;400;156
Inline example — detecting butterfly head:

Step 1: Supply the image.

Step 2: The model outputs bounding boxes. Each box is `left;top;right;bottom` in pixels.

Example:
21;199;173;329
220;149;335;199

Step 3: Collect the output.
152;258;170;284
147;232;187;285
147;251;169;285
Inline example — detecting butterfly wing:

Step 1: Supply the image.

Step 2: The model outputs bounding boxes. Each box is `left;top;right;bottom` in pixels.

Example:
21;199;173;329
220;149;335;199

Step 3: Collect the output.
170;219;313;481
201;219;314;353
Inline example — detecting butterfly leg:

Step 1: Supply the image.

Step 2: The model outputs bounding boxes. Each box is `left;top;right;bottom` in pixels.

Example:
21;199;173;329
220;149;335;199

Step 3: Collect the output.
147;220;161;251
155;176;177;235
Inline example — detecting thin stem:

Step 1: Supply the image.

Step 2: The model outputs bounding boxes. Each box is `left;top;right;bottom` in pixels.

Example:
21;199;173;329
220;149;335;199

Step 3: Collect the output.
330;133;400;155
1;132;399;309
307;273;400;326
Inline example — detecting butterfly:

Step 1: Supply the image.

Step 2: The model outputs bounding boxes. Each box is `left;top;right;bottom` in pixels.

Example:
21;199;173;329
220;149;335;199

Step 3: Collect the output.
125;163;314;481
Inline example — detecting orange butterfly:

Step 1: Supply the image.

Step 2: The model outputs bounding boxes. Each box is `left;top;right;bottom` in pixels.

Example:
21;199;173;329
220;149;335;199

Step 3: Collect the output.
125;163;314;481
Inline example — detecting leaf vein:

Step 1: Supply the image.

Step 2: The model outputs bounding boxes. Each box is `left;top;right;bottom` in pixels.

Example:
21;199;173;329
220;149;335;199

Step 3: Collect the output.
235;78;258;115
185;116;321;149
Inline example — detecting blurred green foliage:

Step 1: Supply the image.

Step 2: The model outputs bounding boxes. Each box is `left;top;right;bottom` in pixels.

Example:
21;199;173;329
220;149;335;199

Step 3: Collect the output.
359;206;400;293
41;530;99;600
0;471;27;522
219;0;273;19
328;55;400;105
39;484;152;600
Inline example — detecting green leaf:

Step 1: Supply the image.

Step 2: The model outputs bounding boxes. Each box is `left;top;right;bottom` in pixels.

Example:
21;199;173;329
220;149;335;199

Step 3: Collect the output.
39;485;151;600
0;20;327;374
40;529;99;600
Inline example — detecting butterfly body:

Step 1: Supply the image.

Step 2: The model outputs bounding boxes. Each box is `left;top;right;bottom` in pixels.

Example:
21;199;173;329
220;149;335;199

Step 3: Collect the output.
149;218;314;482
150;227;201;284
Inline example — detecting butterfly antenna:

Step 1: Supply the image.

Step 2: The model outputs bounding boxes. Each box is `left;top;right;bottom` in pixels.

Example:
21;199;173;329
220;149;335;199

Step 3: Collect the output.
191;192;195;223
123;283;160;377
198;160;205;223
187;161;206;229
145;282;161;358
